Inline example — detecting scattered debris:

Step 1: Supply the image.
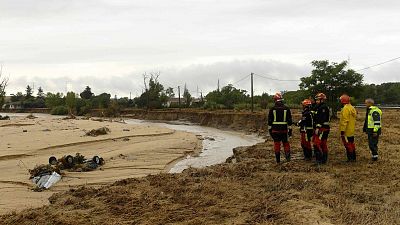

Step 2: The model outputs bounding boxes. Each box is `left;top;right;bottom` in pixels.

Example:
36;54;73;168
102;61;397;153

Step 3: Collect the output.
42;129;51;132
123;137;130;141
85;127;110;137
0;115;10;120
123;129;130;132
26;114;37;119
32;172;62;191
63;114;77;120
23;129;28;132
205;136;216;141
29;164;61;179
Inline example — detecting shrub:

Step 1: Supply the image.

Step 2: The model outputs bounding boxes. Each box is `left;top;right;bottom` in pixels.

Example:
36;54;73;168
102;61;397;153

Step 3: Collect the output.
51;106;68;115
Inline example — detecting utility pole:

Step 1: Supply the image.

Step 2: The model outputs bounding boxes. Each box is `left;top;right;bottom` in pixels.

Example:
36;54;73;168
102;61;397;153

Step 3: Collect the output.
217;79;220;92
178;86;181;109
251;73;254;113
129;92;132;100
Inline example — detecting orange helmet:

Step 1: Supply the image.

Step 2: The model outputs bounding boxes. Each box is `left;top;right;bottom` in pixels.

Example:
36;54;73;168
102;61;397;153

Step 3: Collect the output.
315;92;327;100
302;99;312;106
273;92;283;102
340;94;350;104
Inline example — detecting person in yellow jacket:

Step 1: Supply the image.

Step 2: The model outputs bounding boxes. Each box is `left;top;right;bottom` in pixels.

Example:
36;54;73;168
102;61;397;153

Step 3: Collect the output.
339;94;357;162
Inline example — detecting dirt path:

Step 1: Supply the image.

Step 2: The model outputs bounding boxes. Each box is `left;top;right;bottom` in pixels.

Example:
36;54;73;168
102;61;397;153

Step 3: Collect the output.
0;116;200;214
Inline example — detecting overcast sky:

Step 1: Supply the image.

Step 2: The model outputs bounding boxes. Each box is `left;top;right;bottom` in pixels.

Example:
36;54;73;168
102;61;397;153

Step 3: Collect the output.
1;0;400;97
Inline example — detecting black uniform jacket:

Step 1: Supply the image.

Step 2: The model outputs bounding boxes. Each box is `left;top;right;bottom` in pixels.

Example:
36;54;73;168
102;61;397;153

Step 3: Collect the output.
268;102;293;132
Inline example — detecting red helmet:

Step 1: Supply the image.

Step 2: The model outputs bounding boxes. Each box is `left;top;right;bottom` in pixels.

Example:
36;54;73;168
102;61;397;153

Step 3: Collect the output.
273;92;283;102
340;94;350;104
302;99;312;106
315;92;327;100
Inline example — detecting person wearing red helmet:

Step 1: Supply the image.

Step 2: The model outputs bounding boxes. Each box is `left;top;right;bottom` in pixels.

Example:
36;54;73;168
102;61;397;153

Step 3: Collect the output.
297;99;314;160
268;92;293;163
313;92;330;164
339;94;357;162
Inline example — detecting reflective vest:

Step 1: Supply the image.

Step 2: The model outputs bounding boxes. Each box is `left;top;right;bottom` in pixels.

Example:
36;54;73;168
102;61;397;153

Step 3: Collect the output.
367;106;382;132
272;109;288;125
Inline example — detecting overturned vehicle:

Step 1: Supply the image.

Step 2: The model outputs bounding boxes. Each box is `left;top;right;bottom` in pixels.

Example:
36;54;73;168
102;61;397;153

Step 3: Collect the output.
48;153;105;171
30;153;105;191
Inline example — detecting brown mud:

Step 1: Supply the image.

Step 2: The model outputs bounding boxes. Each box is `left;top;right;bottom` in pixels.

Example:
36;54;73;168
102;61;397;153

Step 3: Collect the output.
1;109;400;224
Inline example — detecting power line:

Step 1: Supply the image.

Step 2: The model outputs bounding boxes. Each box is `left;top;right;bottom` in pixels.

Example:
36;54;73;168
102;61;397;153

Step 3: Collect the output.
254;73;300;82
231;74;250;85
355;56;400;72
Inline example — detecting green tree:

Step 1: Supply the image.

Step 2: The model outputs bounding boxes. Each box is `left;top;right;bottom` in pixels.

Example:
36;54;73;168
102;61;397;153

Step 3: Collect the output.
282;90;309;106
0;70;8;108
45;92;65;108
95;93;111;109
11;92;24;102
37;87;45;99
25;85;33;99
258;92;270;109
137;75;166;109
299;60;364;117
165;87;175;98
80;86;94;100
65;92;77;115
183;84;192;107
205;84;249;109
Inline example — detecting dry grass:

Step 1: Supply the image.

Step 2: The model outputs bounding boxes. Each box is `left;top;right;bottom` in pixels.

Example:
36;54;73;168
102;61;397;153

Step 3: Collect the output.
1;110;400;225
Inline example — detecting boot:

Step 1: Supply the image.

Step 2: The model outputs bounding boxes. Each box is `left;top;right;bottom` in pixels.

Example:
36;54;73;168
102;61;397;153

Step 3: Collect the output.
275;153;281;163
305;149;312;161
302;148;307;160
346;150;352;162
285;152;291;162
352;151;357;161
322;152;328;164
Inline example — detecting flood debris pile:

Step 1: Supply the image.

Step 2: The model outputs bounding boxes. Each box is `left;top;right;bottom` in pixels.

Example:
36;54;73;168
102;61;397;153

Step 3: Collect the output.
50;153;105;172
26;114;37;119
85;127;110;136
29;164;62;192
29;153;105;191
0;115;10;120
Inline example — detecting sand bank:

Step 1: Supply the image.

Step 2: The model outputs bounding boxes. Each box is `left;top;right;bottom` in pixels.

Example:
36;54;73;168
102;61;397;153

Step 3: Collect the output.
0;116;200;214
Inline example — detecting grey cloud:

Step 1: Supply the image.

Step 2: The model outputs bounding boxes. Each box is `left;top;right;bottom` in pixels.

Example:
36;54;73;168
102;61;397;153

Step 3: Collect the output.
1;0;400;93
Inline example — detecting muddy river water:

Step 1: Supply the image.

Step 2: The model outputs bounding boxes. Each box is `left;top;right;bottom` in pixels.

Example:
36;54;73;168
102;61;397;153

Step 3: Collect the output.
125;119;263;173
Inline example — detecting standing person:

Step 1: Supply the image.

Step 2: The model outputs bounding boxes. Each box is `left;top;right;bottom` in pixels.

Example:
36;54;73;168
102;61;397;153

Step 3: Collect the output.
313;93;330;164
363;98;382;161
268;93;293;163
339;94;357;162
298;99;314;160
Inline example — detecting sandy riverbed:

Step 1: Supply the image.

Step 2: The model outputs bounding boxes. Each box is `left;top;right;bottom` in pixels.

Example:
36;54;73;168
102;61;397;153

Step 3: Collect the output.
0;116;200;214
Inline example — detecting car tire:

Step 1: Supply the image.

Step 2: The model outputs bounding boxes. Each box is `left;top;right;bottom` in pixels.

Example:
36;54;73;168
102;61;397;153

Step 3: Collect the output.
49;156;57;165
65;155;74;167
93;156;101;165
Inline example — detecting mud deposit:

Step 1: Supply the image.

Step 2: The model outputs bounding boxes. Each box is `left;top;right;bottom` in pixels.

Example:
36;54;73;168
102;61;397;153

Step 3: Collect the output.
2;110;400;224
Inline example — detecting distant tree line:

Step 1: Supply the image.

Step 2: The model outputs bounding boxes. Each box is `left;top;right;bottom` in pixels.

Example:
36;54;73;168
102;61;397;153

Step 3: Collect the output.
2;60;400;115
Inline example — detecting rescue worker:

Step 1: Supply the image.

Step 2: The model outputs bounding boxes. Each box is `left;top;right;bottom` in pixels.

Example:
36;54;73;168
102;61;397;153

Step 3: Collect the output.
268;93;293;163
363;98;382;161
339;94;357;162
309;96;318;118
297;99;314;160
313;92;330;164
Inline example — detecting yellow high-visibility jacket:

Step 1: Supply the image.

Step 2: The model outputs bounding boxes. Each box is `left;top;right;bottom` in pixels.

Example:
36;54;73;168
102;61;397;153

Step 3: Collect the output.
339;103;357;137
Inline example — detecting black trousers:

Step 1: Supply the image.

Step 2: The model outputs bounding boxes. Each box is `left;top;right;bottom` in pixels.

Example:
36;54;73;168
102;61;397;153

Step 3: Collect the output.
367;133;379;156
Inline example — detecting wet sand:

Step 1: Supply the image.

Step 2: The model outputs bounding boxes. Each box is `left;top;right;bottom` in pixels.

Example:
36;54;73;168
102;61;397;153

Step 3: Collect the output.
0;116;200;214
